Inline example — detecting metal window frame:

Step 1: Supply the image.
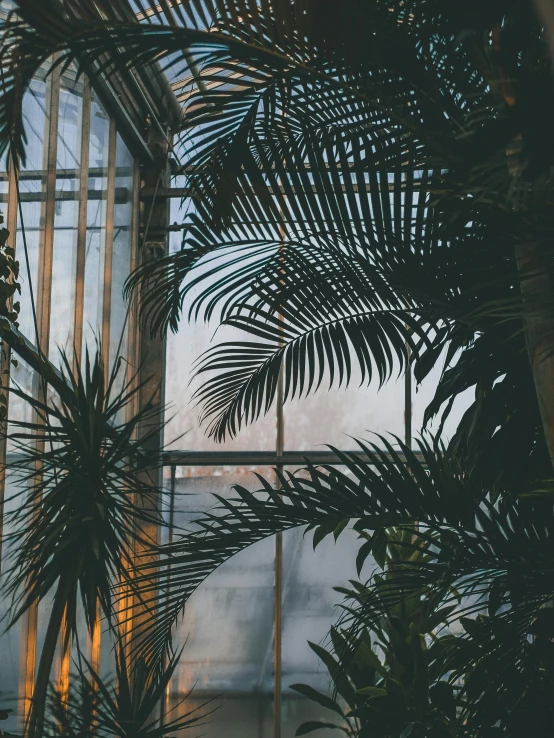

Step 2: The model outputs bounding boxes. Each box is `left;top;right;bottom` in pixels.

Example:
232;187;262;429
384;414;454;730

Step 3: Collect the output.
18;60;61;724
101;119;118;372
73;78;92;366
0;56;148;725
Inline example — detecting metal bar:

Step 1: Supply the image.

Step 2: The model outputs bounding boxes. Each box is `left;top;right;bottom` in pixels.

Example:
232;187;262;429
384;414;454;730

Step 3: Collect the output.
273;236;285;738
0;167;111;181
59;70;91;698
405;344;412;448
0;187;130;203
159;464;177;726
86;64;154;165
3;448;425;469
88;116;117;678
73;78;92;367
0;152;20;572
160;449;423;466
135;0;188;21
101;120;118;371
273;529;283;738
3;328;65;386
132;122;169;673
126;158;142;424
141;183;418;199
36;65;61;359
20;604;39;724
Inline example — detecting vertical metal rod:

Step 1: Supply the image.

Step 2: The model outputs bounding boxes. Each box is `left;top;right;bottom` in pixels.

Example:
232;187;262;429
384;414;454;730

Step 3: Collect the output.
273;531;283;738
274;367;284;738
35;65;60;362
90;602;102;674
160;464;177;725
101;119;117;372
20;63;61;724
126;157;141;425
404;343;412;448
273;212;287;738
73;78;91;369
0;150;19;572
114;156;141;672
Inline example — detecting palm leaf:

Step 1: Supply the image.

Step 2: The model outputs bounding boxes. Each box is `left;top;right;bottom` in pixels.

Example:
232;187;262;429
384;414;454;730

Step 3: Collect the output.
128;435;554;681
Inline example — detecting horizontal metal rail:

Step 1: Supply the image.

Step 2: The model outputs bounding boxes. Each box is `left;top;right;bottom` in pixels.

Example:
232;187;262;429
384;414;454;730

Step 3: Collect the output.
0;188;130;204
162;449;422;467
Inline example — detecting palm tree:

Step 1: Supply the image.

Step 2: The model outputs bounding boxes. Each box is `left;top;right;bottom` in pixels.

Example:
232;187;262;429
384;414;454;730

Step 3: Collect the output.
2;348;165;738
0;0;549;486
2;0;554;734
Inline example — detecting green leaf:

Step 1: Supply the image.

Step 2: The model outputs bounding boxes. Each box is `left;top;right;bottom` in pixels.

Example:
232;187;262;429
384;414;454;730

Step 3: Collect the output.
386;678;406;707
289;685;344;717
429;682;457;721
356;686;387;698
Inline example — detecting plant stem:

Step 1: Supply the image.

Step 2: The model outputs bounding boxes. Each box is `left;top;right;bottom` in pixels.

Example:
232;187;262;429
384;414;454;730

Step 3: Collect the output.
26;579;69;738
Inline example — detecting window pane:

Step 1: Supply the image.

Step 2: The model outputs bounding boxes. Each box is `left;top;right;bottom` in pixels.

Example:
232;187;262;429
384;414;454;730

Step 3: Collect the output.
109;134;134;373
17;77;48;342
283;372;406;451
0;472;23;732
280;467;372;737
165;322;279;451
412;351;474;444
166;466;275;737
82;89;110;357
49;67;84;361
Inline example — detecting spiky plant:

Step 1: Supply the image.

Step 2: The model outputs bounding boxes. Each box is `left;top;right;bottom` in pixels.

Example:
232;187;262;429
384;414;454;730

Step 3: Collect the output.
2;348;164;738
45;640;213;738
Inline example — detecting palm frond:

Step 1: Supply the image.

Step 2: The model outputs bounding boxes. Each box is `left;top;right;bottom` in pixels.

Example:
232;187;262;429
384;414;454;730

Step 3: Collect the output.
130;436;475;663
129;435;554;679
193;303;423;442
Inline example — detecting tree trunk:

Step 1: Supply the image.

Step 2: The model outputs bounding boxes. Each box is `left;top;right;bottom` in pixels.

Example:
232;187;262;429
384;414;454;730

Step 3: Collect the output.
515;241;554;470
26;580;68;738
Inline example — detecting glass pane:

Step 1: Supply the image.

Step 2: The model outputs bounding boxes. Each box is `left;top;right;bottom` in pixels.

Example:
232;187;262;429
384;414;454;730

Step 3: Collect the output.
49;67;84;362
283;371;406;451
0;472;24;731
165;200;280;452
82;89;110;358
280;469;371;737
17;77;49;342
109;134;134;373
7;355;36;455
165;322;279;451
166;466;275;737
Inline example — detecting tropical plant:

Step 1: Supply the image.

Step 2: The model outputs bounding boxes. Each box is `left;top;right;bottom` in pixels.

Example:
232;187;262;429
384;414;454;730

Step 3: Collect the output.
291;528;461;738
129;436;554;736
45;641;213;738
0;213;20;421
0;0;551;492
1;348;166;738
2;1;554;736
